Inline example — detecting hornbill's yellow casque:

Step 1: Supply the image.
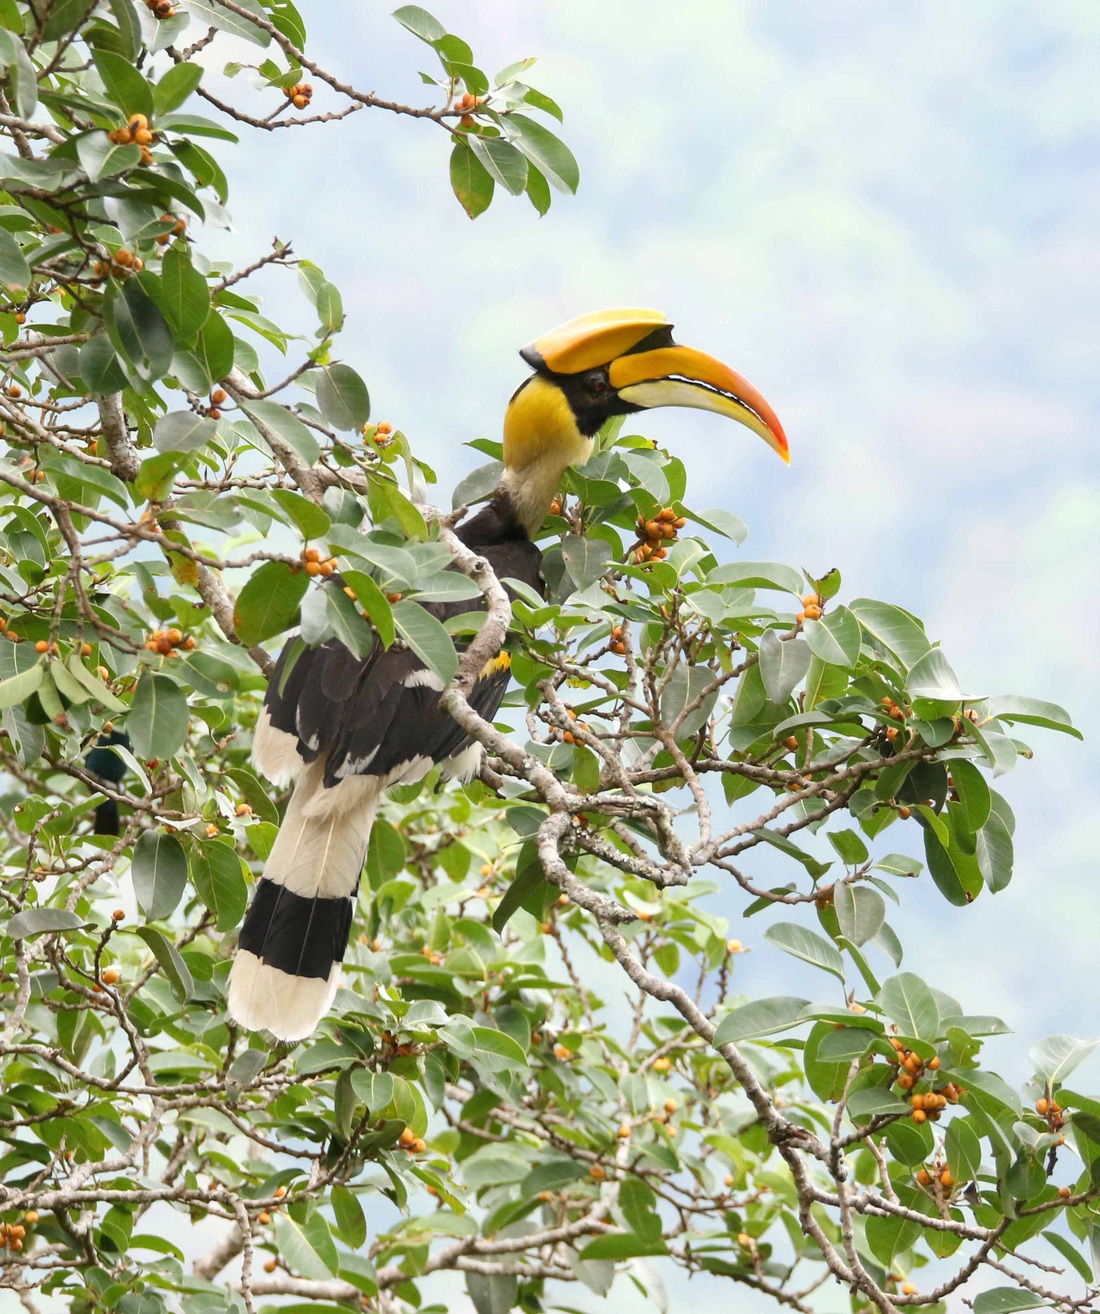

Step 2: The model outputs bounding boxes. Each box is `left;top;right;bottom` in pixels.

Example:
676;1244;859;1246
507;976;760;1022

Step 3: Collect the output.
227;309;789;1040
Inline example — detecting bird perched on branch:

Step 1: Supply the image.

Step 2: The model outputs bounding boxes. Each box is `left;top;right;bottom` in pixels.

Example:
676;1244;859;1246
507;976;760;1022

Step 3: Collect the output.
227;309;789;1040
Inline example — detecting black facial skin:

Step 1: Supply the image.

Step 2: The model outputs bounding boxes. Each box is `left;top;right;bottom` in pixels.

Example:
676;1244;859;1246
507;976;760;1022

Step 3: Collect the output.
507;366;643;437
556;366;643;435
515;324;679;435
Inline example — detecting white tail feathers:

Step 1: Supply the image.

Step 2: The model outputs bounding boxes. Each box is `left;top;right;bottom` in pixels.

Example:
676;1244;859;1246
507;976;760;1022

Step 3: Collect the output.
227;950;341;1042
226;761;380;1040
230;743;440;1041
262;761;382;900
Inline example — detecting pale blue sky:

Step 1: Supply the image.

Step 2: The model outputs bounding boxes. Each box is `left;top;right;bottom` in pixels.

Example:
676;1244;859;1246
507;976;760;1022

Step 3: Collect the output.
199;4;1098;1304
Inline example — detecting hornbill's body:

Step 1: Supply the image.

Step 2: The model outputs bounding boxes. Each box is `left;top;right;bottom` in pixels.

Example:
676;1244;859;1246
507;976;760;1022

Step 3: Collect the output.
227;309;788;1041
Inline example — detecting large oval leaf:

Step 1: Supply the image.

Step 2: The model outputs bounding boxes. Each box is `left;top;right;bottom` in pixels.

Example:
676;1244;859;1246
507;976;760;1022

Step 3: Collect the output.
233;560;309;646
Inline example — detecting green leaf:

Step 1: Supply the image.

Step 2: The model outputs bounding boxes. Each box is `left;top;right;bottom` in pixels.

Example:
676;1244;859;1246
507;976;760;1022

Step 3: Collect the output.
160;244;211;340
188;309;235;386
76;132;140;182
846;1087;909;1119
227;1049;267;1085
922;814;982;907
128;672;189;760
764;922;845;982
153;411;216;454
883;1116;934;1166
391;600;458;685
0;660;43;710
865;1212;922;1266
951;758;991;831
340;570;395;648
578;1233;668;1261
618;1178;662;1242
1042;1230;1093;1284
0;227;29;293
107;281;175;381
972;1290;1045;1314
93;49;154;118
6;908;85;940
242;399;321;466
525;162;551;216
982;694;1082;740
1030;1034;1098;1086
946;1117;982;1182
849;598;931;670
315;280;343;334
134;925;194;1003
835;885;885;947
976;807;1014;893
709;560;803;594
331;1185;367;1249
450;139;495;218
65;654;126;712
827;829;869;865
79;334;127;394
757;631;810;706
315;363;370;431
270;488;331;540
367;477;427;539
466;1272;519;1314
41;0;89;40
713;995;810;1045
492;842;548;933
802;605;861;666
878;972;940;1040
907;648;966;702
560;535;612;592
273;1212;338;1281
233;561;310;646
132;831;188;921
504;112;579;192
187;0;270;46
189;840;247;932
154;62;203;115
392;4;447;42
469;136;528;195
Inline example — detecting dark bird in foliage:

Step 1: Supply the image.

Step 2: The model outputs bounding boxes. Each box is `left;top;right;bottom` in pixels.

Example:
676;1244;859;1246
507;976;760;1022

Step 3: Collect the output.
86;728;131;836
227;309;789;1040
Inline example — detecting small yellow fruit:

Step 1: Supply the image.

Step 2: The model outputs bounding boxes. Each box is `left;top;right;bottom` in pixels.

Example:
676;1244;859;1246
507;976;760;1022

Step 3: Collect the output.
652;1056;671;1072
901;1282;916;1296
100;966;120;985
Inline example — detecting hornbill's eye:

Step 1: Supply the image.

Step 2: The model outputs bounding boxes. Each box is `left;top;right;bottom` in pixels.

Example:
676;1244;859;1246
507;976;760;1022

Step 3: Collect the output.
584;371;611;399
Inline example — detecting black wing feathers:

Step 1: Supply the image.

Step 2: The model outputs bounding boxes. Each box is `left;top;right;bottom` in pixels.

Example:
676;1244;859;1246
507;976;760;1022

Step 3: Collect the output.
263;536;544;785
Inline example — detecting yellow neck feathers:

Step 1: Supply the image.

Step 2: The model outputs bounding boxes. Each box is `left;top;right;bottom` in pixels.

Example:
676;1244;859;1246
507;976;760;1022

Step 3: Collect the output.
501;377;594;536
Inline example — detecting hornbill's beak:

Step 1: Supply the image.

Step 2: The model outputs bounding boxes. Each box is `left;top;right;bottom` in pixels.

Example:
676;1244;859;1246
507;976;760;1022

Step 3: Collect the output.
521;308;790;464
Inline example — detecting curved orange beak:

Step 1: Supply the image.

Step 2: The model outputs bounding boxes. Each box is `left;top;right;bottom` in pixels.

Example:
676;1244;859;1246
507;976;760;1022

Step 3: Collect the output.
609;345;790;465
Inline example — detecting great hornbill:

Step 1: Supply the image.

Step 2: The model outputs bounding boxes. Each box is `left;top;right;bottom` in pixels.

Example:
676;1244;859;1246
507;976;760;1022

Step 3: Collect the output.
227;309;789;1040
